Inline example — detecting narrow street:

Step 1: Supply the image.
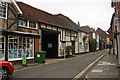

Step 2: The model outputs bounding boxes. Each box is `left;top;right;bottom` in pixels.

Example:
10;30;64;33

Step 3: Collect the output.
10;50;106;79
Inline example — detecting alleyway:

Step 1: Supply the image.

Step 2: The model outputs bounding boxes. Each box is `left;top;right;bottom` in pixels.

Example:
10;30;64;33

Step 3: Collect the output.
10;50;106;79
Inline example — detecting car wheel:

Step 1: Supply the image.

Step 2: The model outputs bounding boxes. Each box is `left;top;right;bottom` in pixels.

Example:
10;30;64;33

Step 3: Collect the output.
0;68;9;80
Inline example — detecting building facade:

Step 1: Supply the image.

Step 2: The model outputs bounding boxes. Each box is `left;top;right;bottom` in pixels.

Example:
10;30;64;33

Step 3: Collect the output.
0;1;89;64
111;0;120;67
0;1;40;63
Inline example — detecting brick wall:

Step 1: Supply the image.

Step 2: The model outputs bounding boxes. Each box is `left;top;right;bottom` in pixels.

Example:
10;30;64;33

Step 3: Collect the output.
34;38;40;62
89;33;92;38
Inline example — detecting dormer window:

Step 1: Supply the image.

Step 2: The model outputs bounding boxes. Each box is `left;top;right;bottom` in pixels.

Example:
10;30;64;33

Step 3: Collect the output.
0;2;7;19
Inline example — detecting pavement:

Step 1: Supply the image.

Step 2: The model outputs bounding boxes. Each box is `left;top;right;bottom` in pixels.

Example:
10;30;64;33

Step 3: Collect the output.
85;50;120;80
14;58;66;70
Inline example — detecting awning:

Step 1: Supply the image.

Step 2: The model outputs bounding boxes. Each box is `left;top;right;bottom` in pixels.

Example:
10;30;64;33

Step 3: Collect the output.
0;30;40;38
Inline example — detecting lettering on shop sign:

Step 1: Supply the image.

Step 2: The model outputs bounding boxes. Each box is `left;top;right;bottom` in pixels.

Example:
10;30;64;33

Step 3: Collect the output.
48;43;52;48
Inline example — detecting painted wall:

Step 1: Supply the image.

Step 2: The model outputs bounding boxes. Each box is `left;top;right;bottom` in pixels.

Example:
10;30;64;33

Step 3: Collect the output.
96;34;99;50
76;32;89;53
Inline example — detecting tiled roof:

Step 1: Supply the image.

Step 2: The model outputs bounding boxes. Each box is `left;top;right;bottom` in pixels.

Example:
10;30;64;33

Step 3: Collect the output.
96;28;108;38
55;14;88;33
80;26;95;33
17;2;78;32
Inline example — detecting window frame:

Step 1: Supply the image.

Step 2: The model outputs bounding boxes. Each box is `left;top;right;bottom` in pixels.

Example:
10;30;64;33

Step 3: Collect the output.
18;19;28;27
29;20;37;29
18;19;38;30
8;36;34;61
0;36;5;60
0;2;7;19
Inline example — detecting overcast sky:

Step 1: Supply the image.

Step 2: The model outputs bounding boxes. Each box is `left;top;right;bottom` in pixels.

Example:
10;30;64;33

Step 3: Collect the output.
17;0;114;31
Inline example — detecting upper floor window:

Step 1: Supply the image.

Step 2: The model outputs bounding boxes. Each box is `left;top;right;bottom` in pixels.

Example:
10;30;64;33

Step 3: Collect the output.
19;19;37;29
0;2;7;18
66;30;70;36
29;21;37;29
19;19;27;27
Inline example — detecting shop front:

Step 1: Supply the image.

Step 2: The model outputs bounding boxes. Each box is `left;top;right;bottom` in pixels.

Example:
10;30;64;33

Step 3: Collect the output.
0;30;40;62
0;35;5;60
8;36;34;61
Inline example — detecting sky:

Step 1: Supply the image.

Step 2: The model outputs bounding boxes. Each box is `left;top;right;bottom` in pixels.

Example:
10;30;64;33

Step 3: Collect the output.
16;0;114;31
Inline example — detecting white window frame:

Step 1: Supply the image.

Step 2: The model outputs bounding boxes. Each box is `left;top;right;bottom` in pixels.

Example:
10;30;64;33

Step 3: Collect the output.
18;19;28;27
28;20;37;29
19;19;38;30
8;36;34;61
0;36;5;60
0;2;7;19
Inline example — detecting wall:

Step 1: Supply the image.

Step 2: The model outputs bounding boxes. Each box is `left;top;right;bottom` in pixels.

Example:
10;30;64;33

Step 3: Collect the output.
77;32;89;53
41;23;77;57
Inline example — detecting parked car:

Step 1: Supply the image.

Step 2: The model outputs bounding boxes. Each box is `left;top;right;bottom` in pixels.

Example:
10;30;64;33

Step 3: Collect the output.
0;60;14;80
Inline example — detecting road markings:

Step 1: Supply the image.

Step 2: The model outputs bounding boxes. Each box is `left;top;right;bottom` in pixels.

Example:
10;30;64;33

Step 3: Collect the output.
14;50;105;72
72;52;107;80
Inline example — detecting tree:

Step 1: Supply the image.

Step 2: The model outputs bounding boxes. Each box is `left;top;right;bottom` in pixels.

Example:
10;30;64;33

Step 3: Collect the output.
89;38;97;52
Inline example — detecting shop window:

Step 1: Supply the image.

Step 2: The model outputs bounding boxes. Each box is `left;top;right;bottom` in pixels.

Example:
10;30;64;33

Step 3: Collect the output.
0;2;7;18
29;21;37;29
8;36;34;60
0;36;5;60
19;19;27;27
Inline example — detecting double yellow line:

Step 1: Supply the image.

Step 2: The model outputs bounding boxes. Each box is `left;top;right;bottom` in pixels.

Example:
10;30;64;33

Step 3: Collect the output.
73;52;107;80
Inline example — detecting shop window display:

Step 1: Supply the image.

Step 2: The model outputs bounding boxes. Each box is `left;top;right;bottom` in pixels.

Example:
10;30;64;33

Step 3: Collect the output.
0;36;5;60
8;36;34;60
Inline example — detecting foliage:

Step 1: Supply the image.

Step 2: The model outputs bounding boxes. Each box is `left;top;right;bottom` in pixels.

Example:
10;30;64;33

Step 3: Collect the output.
88;38;97;52
83;35;87;52
65;46;74;56
83;35;87;42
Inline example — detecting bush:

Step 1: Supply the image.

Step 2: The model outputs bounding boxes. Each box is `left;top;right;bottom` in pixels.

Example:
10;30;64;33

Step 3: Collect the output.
89;38;97;52
65;46;74;56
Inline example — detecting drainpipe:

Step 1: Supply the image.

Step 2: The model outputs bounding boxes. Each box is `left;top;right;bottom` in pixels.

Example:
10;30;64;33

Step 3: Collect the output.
39;23;42;51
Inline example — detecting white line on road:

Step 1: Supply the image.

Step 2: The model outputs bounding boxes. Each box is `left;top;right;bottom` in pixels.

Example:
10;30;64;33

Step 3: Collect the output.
72;52;107;80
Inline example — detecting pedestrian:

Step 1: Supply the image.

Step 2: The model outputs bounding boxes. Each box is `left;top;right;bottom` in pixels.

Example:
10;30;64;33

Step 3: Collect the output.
108;44;112;55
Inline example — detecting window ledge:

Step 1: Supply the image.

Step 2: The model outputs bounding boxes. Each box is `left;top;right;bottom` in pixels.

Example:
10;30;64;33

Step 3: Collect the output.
8;57;34;61
0;17;7;19
19;26;38;30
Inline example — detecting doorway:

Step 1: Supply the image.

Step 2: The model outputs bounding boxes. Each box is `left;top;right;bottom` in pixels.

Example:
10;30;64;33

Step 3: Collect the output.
42;29;59;58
